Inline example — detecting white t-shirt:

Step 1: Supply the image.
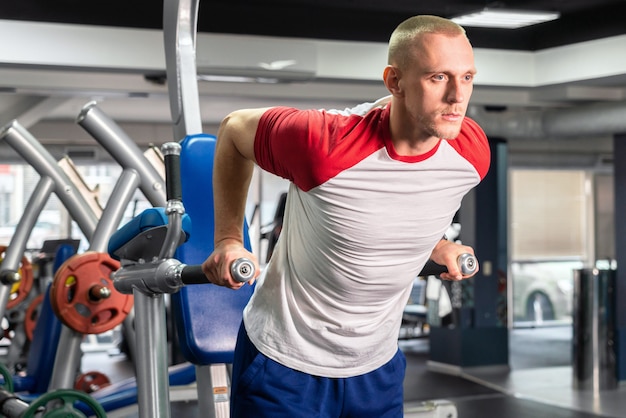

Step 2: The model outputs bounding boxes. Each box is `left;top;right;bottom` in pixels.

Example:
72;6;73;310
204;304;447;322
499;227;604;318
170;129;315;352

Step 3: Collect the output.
245;104;490;377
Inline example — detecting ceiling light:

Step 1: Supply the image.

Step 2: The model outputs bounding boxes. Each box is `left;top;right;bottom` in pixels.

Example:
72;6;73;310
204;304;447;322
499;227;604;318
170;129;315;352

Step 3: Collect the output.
452;8;560;29
196;74;280;84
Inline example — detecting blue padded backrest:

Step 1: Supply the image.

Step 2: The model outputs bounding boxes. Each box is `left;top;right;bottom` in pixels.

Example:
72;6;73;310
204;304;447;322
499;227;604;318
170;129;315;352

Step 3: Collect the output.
171;134;254;365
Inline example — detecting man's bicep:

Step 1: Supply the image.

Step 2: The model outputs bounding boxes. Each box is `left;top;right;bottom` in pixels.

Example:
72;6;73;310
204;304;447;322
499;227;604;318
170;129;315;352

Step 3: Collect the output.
219;108;270;163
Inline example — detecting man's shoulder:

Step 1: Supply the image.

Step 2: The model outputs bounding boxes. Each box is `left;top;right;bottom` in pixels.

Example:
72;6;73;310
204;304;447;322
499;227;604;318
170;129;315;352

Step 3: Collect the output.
454;117;491;179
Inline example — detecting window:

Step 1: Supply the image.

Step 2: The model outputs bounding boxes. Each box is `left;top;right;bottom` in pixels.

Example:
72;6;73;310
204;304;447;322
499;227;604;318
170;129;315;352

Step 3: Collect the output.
511;170;589;260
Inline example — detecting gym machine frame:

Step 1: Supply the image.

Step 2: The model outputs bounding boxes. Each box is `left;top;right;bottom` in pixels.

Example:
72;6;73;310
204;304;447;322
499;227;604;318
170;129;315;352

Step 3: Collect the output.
96;2;254;415
0;121;101;323
162;0;245;415
76;101;169;366
0;121;103;379
0;123;143;416
108;140;254;418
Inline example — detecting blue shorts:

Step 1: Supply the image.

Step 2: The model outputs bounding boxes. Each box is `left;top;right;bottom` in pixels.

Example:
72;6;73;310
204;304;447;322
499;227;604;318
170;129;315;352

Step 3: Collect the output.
230;323;405;418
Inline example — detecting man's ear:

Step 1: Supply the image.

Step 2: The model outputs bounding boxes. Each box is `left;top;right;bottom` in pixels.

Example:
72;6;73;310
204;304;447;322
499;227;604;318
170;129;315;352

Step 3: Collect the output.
383;65;402;96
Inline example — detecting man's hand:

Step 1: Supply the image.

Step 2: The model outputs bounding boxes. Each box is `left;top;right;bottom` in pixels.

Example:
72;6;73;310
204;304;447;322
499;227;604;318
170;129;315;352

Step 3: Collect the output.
430;239;478;281
201;239;260;289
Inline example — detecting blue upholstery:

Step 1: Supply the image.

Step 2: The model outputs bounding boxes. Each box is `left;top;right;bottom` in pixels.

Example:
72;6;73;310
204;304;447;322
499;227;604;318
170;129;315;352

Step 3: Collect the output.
9;243;75;394
89;134;254;413
108;207;191;259
171;133;254;365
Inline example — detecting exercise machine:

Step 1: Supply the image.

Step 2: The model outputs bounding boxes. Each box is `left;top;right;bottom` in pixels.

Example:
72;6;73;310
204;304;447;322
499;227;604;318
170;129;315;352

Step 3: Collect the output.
0;120;101;320
0;243;109;417
0;121;102;379
105;138;254;418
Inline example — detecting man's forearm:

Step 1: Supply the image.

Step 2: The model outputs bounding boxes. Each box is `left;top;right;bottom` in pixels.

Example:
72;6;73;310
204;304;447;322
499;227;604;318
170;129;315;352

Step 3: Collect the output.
212;119;255;247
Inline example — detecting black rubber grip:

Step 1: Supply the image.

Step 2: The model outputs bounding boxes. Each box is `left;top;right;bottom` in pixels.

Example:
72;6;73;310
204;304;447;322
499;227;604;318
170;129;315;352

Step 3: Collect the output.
419;260;447;277
161;142;182;201
180;264;207;285
180;259;255;285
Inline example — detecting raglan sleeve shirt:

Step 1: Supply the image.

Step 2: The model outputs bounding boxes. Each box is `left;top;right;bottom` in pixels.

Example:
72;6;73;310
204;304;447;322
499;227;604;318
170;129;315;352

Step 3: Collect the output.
245;105;490;378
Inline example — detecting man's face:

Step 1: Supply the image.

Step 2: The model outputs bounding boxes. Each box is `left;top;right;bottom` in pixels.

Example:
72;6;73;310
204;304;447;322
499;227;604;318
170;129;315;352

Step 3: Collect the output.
399;33;476;140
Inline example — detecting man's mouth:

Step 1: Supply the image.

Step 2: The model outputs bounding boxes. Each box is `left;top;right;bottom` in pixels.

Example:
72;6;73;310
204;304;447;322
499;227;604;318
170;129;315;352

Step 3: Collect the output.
441;112;462;122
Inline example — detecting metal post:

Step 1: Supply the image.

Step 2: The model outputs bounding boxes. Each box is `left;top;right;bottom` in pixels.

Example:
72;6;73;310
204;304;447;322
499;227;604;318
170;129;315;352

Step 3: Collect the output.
573;268;617;391
572;269;617;392
48;326;84;390
163;0;203;140
163;1;233;416
0;177;54;319
134;292;171;418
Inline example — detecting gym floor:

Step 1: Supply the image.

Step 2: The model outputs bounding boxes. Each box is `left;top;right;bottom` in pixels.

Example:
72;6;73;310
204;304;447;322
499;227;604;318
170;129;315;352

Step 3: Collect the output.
82;326;623;418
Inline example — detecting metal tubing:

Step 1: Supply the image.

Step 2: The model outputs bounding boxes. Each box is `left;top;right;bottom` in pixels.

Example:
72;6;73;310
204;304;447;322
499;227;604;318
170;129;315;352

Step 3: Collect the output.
196;365;217;418
134;292;171;418
76;103;167;207
0;177;54;319
0;389;29;416
48;326;84;390
48;169;141;391
113;258;184;295
163;0;203;140
159;211;183;260
88;169;141;253
121;313;138;374
118;1;221;417
573;268;617;391
0;120;98;239
160;143;184;259
1;178;54;271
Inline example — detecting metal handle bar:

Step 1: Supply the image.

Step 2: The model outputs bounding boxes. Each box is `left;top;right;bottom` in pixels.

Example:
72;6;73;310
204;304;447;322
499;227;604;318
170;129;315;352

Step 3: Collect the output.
180;258;255;284
419;253;477;277
113;257;256;295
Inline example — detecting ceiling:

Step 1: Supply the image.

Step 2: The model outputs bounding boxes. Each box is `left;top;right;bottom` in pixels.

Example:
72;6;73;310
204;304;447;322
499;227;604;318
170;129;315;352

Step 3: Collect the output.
1;0;626;165
4;0;626;50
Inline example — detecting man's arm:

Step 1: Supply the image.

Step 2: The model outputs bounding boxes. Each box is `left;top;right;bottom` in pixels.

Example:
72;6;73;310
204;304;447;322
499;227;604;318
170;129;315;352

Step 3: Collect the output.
201;107;269;288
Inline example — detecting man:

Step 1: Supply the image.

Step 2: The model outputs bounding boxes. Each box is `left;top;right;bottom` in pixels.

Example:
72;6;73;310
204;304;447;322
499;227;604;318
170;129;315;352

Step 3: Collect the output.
201;14;490;418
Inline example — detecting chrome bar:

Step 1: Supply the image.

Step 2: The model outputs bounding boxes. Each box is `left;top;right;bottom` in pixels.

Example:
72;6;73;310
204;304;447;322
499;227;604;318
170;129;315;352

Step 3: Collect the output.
77;103;167;207
0;120;98;239
164;0;203;140
0;176;54;324
48;169;141;390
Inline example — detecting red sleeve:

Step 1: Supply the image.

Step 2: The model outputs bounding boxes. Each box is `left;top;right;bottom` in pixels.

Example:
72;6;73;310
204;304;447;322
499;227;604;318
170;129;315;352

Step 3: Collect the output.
448;117;491;180
254;106;386;191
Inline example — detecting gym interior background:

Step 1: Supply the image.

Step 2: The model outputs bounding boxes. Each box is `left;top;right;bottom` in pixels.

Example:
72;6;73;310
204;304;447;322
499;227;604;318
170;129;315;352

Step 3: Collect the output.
1;0;626;417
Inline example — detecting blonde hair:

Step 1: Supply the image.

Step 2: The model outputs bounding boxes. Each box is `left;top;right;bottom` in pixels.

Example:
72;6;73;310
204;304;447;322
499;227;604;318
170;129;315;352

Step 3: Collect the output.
388;15;467;68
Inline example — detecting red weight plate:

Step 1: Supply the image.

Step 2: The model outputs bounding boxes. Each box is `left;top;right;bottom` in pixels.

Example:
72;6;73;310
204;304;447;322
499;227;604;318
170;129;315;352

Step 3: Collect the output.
0;246;34;310
74;371;111;393
50;251;132;334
